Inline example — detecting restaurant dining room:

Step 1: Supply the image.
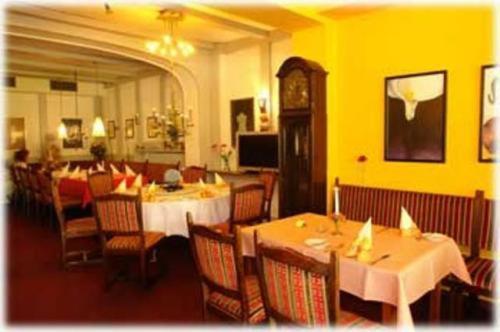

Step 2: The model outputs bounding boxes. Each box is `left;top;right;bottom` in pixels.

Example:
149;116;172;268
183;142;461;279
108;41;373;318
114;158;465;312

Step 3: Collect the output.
1;0;498;330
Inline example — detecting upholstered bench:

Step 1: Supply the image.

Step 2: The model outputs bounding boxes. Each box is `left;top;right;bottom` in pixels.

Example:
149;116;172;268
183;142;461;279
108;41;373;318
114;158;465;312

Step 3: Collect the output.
335;178;478;252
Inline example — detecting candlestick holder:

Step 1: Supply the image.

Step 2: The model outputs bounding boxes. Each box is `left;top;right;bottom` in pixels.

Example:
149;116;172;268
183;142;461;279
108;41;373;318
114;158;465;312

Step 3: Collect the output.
331;213;345;236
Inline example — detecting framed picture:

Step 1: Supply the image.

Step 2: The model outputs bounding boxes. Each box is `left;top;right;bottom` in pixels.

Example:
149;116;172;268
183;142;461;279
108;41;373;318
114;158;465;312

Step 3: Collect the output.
384;71;447;162
479;65;499;162
107;120;116;139
125;119;135;139
147;116;160;138
230;98;254;147
62;118;83;149
6;117;25;150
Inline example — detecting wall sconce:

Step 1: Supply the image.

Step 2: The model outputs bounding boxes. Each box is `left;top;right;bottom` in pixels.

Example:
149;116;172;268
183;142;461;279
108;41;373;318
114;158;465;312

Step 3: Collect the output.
258;96;270;132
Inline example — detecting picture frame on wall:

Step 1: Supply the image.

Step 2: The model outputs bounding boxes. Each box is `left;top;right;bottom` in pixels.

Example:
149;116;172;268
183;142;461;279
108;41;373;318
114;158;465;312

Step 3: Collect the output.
107;120;116;139
479;64;499;162
230;98;254;147
125;119;135;139
6;117;26;150
384;70;447;163
62;118;83;149
147;116;159;138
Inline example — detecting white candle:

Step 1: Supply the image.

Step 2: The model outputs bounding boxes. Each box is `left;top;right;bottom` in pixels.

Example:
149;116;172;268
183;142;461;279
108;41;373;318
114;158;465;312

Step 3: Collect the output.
334;186;340;215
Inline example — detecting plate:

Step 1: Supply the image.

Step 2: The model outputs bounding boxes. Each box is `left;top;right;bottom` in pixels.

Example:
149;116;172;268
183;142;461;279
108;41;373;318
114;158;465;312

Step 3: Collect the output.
422;233;447;242
305;238;327;247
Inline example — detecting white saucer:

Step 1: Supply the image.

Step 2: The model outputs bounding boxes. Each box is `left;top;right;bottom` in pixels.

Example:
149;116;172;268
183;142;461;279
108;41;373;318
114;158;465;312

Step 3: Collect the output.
422;233;447;242
305;238;327;247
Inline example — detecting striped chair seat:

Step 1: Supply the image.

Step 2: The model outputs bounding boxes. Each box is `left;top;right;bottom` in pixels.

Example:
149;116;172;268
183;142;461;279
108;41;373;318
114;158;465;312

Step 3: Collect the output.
106;232;164;252
466;258;496;293
338;310;380;327
207;275;266;324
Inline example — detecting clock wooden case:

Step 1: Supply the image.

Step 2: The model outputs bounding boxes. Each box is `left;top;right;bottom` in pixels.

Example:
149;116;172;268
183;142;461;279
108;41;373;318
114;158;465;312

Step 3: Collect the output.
277;56;327;218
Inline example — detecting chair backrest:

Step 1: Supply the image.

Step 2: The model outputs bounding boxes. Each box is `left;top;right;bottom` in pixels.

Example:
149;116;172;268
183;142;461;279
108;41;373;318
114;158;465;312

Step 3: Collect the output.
182;165;207;183
37;172;53;203
147;162;180;183
187;212;245;302
336;178;476;248
259;171;277;214
477;197;498;254
230;183;266;228
50;179;67;230
254;231;338;326
87;171;114;199
94;193;143;236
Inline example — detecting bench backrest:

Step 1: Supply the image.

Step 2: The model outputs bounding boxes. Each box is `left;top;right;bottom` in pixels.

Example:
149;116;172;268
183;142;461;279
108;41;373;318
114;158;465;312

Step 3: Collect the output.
338;182;476;247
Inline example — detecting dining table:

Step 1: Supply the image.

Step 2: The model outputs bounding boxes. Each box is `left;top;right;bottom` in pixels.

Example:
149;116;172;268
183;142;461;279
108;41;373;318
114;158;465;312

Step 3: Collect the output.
141;183;230;237
240;213;471;328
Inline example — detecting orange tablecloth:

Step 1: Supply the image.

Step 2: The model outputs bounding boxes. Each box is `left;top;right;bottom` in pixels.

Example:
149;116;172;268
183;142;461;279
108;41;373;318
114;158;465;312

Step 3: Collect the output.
241;213;471;328
59;175;147;207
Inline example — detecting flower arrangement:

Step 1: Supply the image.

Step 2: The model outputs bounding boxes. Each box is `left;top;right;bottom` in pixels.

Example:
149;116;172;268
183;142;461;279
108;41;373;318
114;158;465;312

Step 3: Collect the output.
212;143;233;171
90;141;106;161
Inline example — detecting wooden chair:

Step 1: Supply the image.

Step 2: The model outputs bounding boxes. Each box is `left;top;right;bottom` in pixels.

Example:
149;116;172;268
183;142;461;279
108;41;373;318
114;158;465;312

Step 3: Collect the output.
51;179;100;269
187;212;266;324
8;165;22;209
182;164;207;183
93;193;165;288
259;171;277;222
254;231;378;326
87;171;114;199
450;193;497;319
229;183;266;231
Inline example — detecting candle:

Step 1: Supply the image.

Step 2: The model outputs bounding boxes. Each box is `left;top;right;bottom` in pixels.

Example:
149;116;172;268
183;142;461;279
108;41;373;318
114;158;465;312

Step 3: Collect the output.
334;186;340;215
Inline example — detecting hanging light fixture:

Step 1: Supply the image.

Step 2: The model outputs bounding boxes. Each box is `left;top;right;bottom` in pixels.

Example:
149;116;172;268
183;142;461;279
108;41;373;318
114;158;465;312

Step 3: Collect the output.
57;90;68;139
145;10;195;59
92;63;106;137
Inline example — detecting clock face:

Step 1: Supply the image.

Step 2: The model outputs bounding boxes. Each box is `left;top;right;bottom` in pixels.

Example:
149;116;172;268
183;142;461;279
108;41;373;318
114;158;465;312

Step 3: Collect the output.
283;69;309;110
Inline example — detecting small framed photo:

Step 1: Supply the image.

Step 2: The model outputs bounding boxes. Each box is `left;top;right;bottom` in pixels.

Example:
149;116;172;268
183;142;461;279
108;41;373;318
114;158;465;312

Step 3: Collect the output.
107;120;116;139
6;117;26;150
147;116;159;138
479;65;499;162
125;119;135;139
384;70;447;163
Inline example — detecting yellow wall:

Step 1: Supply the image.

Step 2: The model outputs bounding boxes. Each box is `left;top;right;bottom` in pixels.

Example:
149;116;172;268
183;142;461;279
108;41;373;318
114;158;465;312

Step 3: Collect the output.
292;6;496;211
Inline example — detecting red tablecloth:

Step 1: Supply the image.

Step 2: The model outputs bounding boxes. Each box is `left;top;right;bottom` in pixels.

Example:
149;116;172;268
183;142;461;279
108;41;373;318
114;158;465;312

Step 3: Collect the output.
59;175;148;207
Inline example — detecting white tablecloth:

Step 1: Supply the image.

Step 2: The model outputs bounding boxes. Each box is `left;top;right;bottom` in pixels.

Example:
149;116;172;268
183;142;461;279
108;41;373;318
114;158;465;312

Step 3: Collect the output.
142;185;230;237
241;213;471;328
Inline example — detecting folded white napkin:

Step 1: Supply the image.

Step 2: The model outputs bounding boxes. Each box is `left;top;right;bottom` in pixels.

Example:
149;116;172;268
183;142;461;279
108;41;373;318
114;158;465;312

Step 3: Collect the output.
110;163;121;176
147;181;158;194
88;167;95;175
125;165;136;177
400;207;420;237
214;173;226;185
199;178;206;188
60;163;70;177
346;218;373;258
69;166;81;179
96;163;105;172
114;179;127;193
131;174;143;189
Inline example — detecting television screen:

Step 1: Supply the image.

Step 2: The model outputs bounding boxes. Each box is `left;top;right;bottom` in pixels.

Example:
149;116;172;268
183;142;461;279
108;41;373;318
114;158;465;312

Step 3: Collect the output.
238;133;278;170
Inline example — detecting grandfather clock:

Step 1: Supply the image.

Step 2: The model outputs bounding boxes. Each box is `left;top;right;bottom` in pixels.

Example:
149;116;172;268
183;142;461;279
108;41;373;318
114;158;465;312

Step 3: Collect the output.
277;56;327;218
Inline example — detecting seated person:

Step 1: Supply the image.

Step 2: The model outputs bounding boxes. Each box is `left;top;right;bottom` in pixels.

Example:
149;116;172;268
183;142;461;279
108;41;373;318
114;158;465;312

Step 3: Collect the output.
13;149;29;169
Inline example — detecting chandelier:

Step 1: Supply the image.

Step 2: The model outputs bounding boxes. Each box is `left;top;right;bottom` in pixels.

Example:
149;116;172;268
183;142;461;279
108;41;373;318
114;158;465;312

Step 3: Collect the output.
145;10;195;58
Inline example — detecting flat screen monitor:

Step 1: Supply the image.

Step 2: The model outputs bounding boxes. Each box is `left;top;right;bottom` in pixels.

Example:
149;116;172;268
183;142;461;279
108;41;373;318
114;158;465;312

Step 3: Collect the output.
237;132;278;170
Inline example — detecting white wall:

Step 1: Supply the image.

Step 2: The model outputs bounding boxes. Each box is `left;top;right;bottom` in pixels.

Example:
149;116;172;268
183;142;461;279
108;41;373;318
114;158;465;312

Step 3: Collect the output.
4;76;104;162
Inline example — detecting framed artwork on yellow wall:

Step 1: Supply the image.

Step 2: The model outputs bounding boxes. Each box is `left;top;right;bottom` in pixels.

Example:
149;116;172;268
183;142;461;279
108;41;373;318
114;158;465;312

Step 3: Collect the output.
479;65;499;162
107;120;116;139
384;71;447;163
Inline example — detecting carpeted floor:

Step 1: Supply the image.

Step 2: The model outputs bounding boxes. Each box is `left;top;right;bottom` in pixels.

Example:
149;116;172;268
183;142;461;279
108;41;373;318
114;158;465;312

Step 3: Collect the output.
5;206;493;326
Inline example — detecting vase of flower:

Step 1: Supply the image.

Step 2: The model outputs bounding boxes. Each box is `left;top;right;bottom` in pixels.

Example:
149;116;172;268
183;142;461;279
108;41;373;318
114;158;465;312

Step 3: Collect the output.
212;143;233;172
90;141;107;162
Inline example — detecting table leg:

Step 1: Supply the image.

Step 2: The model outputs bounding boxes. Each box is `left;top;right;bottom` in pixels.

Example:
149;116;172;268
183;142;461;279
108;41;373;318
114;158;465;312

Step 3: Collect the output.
429;282;442;322
382;303;397;324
